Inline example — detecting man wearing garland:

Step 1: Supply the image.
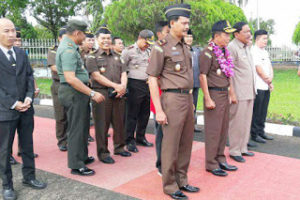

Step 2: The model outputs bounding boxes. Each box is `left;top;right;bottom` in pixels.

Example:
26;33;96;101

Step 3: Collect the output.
199;20;238;177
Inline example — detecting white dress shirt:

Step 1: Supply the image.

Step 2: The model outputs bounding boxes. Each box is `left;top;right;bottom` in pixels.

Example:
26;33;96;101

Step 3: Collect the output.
251;45;272;91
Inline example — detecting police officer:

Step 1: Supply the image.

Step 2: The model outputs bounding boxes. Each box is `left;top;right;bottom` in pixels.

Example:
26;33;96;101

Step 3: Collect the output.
56;19;105;176
199;20;238;177
121;30;154;152
47;27;68;152
86;26;131;164
147;4;199;199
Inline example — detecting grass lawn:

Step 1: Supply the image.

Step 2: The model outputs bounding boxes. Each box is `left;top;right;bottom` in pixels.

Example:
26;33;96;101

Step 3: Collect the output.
197;69;300;125
35;78;52;96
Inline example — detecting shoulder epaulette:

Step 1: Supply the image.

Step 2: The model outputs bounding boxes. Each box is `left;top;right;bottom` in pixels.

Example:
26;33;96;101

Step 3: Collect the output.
49;45;57;50
89;49;98;55
157;39;167;46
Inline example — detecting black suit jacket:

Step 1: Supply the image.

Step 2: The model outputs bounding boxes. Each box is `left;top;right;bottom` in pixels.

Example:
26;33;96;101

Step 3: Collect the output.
0;46;34;121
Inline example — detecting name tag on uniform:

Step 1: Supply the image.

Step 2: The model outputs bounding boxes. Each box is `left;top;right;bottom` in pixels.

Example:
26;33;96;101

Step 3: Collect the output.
172;52;180;56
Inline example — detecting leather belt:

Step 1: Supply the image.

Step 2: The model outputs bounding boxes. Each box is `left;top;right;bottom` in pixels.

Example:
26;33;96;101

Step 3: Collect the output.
208;87;229;91
162;89;193;94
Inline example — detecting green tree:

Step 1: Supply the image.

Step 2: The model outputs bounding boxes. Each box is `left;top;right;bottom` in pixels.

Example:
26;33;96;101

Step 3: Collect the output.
34;25;54;39
100;0;247;45
227;0;248;8
85;0;104;32
7;13;38;39
30;0;85;39
249;18;275;35
0;0;28;17
292;22;300;45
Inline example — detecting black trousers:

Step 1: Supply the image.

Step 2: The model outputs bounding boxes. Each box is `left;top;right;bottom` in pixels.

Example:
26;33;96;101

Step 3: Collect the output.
250;89;270;138
58;84;90;169
192;87;199;122
0;111;35;189
154;114;163;171
125;78;150;144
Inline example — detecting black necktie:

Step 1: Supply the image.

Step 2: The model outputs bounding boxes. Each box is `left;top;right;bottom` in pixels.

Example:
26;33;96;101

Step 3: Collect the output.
8;50;16;66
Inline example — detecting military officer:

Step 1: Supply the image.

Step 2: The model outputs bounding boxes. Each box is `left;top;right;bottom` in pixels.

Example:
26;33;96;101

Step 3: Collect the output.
56;19;105;176
147;4;199;199
112;36;124;56
199;20;238;177
47;26;68;151
121;29;155;152
86;26;131;164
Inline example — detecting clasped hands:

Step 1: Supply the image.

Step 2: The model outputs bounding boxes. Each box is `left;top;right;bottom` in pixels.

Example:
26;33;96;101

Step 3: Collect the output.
15;99;31;112
113;84;126;98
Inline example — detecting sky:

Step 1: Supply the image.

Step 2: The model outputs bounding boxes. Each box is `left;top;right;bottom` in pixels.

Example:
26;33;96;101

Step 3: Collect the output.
242;0;300;48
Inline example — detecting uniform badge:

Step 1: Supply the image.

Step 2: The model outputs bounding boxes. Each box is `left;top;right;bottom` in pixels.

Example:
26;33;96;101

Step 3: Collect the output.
205;52;212;58
208;46;213;51
172;52;180;56
135;65;139;69
114;56;118;61
172;47;177;50
120;58;125;64
174;63;181;72
100;67;106;73
217;69;222;75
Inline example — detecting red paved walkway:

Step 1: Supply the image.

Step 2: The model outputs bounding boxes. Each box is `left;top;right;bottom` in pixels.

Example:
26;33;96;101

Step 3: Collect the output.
12;117;300;200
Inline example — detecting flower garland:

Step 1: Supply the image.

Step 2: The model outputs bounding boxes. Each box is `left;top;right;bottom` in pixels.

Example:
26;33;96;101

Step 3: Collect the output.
209;41;234;78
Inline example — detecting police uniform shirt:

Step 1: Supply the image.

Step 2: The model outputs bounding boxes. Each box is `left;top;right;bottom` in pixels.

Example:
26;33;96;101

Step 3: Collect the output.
199;46;230;88
121;43;150;81
55;36;89;83
146;34;193;90
86;48;127;89
251;45;272;91
47;45;60;81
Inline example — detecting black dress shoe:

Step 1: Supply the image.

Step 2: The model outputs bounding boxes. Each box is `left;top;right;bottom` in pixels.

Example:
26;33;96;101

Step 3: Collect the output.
180;184;200;193
136;139;153;147
127;143;139;153
34;153;38;158
71;167;95;176
59;145;67;151
84;156;95;165
242;152;255;156
22;179;47;189
247;140;257;148
100;156;115;164
88;135;95;142
2;188;17;200
230;155;245;163
207;168;228;177
169;190;188;200
252;136;266;143
17;152;21;157
260;134;274;140
114;151;132;157
10;156;18;165
219;162;238;171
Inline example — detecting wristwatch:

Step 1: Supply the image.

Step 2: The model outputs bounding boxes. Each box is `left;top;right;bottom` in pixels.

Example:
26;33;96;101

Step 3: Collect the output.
90;90;95;98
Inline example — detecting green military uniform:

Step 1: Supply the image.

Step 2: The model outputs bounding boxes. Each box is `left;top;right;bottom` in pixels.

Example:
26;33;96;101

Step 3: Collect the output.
47;45;67;148
86;49;128;160
56;32;90;169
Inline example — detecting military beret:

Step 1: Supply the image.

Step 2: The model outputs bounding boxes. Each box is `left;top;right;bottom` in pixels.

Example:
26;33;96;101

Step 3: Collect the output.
15;27;21;38
96;24;111;35
59;26;67;37
67;19;88;32
164;4;191;20
212;20;236;33
139;29;154;45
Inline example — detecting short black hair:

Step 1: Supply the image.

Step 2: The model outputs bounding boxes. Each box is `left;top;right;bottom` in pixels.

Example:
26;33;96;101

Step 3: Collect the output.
112;36;122;44
254;29;268;40
95;26;111;37
168;16;180;28
233;22;247;33
155;21;168;34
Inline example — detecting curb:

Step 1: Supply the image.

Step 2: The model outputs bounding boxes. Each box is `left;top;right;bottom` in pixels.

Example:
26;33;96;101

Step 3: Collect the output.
35;98;300;138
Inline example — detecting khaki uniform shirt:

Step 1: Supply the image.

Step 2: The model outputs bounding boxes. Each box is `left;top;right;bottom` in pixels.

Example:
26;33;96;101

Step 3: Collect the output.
85;48;127;89
228;38;256;100
55;36;89;83
121;43;150;81
47;45;60;81
147;34;193;90
199;46;230;88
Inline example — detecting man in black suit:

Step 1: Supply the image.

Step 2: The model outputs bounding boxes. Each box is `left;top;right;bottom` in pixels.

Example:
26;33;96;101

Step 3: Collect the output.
0;18;46;200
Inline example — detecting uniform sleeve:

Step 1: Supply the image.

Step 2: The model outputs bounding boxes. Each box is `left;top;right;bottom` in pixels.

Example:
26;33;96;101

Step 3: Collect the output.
146;45;164;77
199;49;212;75
47;50;56;67
85;55;98;74
121;49;130;66
60;47;77;72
